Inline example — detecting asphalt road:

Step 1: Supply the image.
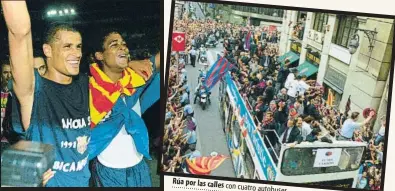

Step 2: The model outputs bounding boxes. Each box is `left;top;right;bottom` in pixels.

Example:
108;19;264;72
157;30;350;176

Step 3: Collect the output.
185;43;236;178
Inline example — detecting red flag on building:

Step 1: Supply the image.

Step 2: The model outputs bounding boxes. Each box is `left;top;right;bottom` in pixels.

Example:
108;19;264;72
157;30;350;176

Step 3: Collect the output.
172;32;186;51
186;155;229;175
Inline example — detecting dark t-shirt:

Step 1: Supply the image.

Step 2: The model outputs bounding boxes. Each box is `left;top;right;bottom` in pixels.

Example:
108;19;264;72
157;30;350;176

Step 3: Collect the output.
13;70;90;187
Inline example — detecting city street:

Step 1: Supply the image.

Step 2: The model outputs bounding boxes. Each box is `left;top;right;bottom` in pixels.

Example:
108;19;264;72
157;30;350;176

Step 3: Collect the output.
167;2;393;188
185;44;236;178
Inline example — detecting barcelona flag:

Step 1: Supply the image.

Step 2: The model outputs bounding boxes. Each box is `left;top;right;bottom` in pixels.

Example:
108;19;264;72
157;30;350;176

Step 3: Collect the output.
244;31;252;50
203;55;233;92
186;155;229;175
345;95;351;114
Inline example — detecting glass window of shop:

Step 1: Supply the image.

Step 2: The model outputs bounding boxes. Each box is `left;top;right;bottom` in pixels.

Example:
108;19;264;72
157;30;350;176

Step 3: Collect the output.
230;5;283;17
332;15;359;48
313;13;329;33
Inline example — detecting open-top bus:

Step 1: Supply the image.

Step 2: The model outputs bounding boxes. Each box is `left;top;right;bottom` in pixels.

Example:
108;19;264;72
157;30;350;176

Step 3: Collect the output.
218;73;366;188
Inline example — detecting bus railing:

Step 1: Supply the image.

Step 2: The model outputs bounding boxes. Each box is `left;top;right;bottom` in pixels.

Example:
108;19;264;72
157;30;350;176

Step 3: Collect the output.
234;80;282;163
261;131;279;160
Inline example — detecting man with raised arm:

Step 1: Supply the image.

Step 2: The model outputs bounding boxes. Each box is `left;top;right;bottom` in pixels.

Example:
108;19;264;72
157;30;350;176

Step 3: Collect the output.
2;1;154;187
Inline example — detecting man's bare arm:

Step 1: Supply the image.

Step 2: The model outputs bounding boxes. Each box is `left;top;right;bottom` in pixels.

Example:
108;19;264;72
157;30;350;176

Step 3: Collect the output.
2;1;35;130
154;52;160;71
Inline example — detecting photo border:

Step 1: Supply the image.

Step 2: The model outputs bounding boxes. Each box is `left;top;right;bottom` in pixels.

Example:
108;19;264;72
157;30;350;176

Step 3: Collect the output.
160;1;395;191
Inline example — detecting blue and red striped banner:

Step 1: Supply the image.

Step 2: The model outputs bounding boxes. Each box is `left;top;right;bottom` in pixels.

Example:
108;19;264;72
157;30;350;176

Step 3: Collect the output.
203;55;233;92
244;31;252;50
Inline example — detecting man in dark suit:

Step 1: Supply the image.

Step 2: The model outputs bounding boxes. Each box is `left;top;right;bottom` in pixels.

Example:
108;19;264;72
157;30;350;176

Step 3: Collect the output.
277;118;303;146
259;50;272;68
305;97;322;121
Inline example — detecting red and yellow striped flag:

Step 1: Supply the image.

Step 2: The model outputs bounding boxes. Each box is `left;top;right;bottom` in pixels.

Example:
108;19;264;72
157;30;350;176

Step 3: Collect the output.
186;155;229;175
326;89;334;107
89;63;146;128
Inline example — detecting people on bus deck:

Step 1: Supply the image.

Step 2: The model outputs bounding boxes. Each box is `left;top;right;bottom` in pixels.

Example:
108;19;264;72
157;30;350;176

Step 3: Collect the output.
265;100;277;113
252;96;266;124
305;123;322;142
277;118;303;147
256;111;278;147
338;111;375;141
284;69;299;106
263;80;274;104
304;96;322;120
296;116;313;141
276;88;288;101
287;100;304;116
274;100;287;125
275;61;290;94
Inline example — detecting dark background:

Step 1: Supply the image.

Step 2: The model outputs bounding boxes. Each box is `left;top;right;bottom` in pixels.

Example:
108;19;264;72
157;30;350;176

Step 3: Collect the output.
1;0;161;186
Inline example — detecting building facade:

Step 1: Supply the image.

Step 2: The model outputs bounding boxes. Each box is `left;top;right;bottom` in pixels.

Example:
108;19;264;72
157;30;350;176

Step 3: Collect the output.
280;10;394;132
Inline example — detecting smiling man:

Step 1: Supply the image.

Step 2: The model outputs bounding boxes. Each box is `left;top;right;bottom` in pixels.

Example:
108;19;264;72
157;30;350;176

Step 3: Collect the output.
87;29;160;187
3;1;90;185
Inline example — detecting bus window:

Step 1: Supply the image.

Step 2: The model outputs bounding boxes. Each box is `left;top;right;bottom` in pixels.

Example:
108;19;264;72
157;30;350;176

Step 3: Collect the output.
233;118;241;144
281;147;365;176
244;145;255;179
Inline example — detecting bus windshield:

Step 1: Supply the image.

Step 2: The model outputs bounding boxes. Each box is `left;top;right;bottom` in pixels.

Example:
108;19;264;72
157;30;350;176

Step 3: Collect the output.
281;146;365;176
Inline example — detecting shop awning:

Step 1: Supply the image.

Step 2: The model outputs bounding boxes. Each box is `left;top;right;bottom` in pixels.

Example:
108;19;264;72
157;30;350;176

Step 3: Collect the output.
277;51;299;66
297;61;319;78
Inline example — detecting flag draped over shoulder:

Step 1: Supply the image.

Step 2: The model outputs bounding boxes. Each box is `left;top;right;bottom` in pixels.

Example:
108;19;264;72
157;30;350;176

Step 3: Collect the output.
203;55;233;92
89;63;146;128
244;31;252;50
186;155;229;175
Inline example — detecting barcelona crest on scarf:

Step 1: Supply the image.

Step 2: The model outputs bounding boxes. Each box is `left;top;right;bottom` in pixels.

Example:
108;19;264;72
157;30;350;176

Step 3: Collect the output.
89;63;146;128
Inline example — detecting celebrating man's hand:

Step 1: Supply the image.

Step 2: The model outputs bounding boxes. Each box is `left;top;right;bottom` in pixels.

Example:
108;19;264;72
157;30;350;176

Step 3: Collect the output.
42;169;56;186
128;59;153;81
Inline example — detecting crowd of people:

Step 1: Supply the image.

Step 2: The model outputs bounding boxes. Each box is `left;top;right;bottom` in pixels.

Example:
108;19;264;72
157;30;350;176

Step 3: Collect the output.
164;9;386;189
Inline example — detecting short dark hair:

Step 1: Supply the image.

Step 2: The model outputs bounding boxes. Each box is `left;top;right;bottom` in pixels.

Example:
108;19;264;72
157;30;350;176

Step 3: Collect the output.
304;116;314;123
87;27;124;53
86;26;125;66
1;59;10;67
351;112;360;120
44;24;79;44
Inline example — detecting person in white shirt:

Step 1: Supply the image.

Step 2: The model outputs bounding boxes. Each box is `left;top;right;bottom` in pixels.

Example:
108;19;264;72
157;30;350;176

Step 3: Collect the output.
285;69;299;105
338;111;375;141
189;47;197;67
297;75;311;96
299;116;313;141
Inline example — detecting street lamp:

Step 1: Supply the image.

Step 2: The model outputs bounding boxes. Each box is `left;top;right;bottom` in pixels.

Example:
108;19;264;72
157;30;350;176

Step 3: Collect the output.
348;28;378;55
